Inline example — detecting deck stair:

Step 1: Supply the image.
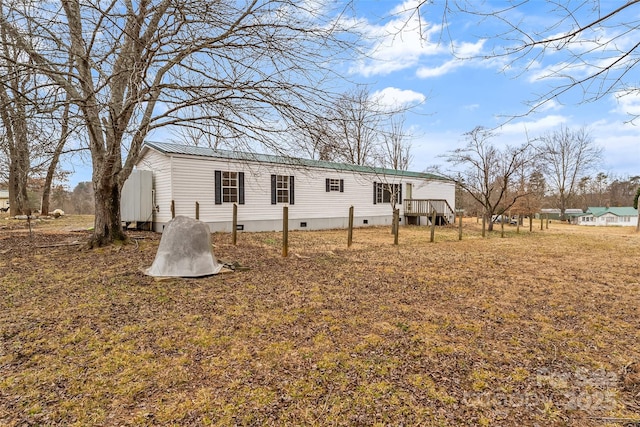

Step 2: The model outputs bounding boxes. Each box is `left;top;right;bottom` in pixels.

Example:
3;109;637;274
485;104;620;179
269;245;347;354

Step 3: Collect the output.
403;199;455;225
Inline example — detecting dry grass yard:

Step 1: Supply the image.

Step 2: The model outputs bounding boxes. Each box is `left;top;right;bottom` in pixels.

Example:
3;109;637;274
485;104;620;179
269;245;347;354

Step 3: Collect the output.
1;214;639;426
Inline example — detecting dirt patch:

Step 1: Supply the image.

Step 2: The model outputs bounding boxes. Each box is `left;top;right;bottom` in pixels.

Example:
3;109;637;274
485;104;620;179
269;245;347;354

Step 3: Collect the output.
1;218;639;426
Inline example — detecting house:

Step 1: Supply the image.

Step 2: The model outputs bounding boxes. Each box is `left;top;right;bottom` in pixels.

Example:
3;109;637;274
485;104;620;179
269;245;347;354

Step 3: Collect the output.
0;190;9;211
539;208;584;222
577;206;639;227
132;141;456;233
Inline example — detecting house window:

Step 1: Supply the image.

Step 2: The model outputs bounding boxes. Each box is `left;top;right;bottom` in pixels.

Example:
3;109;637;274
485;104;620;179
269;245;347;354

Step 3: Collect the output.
222;172;238;203
271;175;295;204
373;182;401;204
326;178;344;192
276;175;289;203
215;170;245;205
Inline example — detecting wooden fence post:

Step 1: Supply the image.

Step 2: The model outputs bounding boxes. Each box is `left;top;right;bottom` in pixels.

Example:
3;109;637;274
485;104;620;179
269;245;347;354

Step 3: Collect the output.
458;211;463;241
481;214;486;238
529;215;533;232
540;214;544;230
195;201;199;220
171;200;175;219
282;206;288;257
545;214;549;229
430;209;436;243
347;206;354;247
516;214;520;234
393;208;399;245
501;214;505;238
232;203;238;245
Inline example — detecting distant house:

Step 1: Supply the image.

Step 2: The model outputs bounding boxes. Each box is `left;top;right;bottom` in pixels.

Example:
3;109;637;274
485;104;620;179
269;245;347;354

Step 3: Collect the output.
577;206;639;227
131;141;457;233
0;190;8;211
539;208;584;222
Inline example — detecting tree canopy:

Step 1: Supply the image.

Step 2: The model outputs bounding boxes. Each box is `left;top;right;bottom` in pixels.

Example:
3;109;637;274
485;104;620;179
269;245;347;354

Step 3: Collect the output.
0;0;363;245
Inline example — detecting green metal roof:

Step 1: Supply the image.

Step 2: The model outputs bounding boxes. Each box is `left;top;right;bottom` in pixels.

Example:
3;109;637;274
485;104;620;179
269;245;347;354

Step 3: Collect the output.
585;206;639;217
142;141;448;181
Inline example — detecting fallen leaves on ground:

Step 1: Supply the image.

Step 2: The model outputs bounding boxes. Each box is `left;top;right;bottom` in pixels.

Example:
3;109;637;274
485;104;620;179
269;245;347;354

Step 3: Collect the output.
0;216;639;426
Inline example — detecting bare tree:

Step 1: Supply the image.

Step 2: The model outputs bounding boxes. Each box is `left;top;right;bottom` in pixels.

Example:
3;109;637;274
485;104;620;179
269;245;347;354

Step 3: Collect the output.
326;86;384;166
376;116;413;235
0;1;33;216
510;167;545;223
416;1;640;117
606;175;640;207
288;115;339;161
0;0;363;246
379;115;412;171
538;126;602;219
439;126;535;232
291;86;418;170
0;1;80;217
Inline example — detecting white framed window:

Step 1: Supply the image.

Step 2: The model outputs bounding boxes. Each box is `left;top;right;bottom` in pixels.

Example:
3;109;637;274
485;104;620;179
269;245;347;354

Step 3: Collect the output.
215;170;244;205
276;175;289;203
271;174;294;204
326;178;344;192
374;182;401;204
222;172;238;203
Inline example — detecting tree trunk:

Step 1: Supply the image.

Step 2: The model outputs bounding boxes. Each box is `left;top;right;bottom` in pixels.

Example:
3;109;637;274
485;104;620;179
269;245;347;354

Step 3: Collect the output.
486;213;494;231
559;191;567;221
8;136;30;216
40;141;66;216
41;102;69;216
89;176;127;248
3;95;31;217
40;173;53;216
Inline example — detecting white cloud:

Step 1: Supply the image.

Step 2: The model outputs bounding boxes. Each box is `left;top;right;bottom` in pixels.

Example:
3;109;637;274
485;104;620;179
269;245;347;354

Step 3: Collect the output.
416;59;460;78
371;87;426;109
588;119;640;176
613;89;640;117
348;3;446;77
536;99;563;112
498;115;568;136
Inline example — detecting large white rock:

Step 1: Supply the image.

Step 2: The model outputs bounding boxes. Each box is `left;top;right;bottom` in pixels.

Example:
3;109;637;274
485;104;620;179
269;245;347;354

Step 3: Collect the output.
145;216;222;277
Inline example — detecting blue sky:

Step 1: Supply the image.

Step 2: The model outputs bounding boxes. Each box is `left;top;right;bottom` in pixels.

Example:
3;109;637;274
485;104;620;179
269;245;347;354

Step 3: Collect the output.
343;0;640;178
65;0;639;188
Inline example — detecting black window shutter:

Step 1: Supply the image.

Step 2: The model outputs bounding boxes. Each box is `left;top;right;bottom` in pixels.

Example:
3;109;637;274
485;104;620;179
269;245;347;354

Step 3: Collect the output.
214;170;222;205
340;179;344;193
398;184;402;204
238;172;245;205
326;178;330;192
271;174;277;204
289;175;295;205
373;182;377;204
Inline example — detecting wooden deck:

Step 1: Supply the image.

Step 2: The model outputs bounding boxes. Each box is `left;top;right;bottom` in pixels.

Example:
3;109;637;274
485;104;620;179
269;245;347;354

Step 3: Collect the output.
403;199;455;224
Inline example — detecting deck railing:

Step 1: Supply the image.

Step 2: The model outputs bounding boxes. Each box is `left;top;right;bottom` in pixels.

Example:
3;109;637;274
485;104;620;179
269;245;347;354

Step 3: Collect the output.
403;199;455;224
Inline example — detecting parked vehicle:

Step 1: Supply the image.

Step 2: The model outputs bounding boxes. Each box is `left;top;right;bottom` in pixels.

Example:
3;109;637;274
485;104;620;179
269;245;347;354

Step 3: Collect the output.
492;215;518;225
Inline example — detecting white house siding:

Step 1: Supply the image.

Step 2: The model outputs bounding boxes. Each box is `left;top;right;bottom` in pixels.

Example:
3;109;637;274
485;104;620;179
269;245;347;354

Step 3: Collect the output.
136;149;172;224
135;145;455;232
578;213;639;227
578;216;596;226
0;190;9;209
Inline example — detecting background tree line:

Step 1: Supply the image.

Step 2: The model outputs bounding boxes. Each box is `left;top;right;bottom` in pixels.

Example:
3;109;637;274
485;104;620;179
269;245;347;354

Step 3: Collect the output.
444;125;638;230
2;1;639;243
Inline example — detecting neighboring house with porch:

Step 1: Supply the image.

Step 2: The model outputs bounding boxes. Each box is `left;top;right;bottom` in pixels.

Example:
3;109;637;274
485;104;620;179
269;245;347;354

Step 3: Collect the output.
127;141;456;233
577;206;639;227
539;208;584;222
